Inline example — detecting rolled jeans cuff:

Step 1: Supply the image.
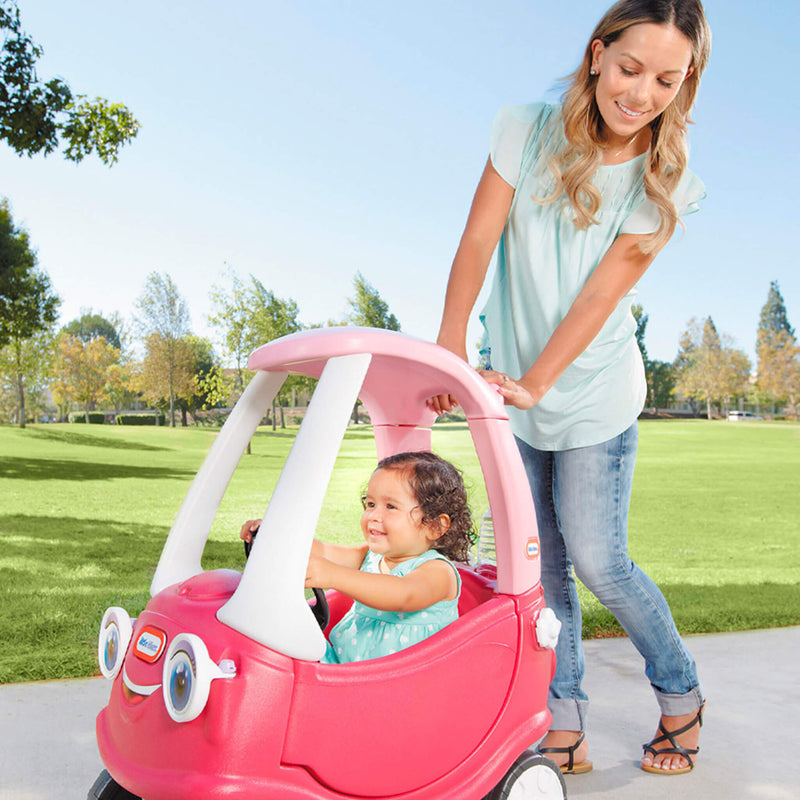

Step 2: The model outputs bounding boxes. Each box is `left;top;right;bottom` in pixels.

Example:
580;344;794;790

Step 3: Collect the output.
547;697;589;732
652;683;705;717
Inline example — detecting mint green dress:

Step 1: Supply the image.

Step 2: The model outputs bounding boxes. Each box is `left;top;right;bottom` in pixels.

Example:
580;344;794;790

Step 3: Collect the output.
321;550;461;664
480;103;706;450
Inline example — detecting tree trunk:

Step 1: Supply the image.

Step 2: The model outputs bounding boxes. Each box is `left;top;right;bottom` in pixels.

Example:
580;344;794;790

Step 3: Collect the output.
16;372;26;429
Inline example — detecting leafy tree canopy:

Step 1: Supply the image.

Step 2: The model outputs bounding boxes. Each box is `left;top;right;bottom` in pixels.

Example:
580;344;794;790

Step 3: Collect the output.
757;280;794;347
0;197;59;348
61;312;121;350
1;0;139;164
347;272;400;331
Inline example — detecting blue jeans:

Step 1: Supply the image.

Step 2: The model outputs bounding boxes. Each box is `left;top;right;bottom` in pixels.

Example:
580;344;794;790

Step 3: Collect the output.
516;423;704;731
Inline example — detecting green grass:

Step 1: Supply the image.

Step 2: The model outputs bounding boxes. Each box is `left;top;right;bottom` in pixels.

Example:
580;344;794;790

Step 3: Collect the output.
0;419;798;683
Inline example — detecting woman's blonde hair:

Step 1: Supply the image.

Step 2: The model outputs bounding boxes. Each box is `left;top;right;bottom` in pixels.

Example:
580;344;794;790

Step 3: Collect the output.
541;0;711;254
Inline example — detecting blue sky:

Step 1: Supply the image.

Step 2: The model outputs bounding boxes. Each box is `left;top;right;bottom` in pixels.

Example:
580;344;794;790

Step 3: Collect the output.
1;0;797;365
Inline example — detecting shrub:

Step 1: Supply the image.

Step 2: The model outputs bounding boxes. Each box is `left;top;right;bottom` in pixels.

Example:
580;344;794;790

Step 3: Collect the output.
116;413;166;426
68;412;106;424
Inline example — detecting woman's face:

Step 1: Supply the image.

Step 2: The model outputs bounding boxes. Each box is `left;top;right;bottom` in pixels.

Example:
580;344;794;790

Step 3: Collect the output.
591;22;694;146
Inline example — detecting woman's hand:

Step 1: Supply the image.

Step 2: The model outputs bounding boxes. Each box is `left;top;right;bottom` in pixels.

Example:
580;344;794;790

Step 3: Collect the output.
239;518;262;543
479;369;541;410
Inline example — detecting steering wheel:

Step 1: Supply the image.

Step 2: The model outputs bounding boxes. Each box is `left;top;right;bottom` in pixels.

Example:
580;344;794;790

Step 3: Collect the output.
243;530;330;631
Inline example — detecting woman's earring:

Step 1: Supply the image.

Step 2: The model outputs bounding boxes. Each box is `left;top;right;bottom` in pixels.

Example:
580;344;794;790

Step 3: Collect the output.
590;68;597;76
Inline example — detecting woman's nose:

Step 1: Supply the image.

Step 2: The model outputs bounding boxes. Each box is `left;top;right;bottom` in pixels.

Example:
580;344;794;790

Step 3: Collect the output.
629;76;650;105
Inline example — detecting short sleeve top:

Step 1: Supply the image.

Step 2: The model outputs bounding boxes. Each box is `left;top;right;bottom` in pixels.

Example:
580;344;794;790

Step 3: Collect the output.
480;103;705;450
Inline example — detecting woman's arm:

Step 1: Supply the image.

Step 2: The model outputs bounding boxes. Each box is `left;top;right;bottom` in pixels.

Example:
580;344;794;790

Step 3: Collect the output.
305;555;458;613
485;232;657;409
432;158;514;413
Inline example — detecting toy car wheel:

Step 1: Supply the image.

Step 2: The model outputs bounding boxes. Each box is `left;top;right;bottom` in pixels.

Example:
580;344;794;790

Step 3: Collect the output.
485;751;567;800
87;770;141;800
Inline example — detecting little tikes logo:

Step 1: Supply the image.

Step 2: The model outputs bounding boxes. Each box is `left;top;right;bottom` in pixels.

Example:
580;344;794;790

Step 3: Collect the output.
134;626;167;663
526;538;540;560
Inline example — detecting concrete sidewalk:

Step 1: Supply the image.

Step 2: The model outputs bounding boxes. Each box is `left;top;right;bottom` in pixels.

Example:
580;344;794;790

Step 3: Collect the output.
1;627;798;799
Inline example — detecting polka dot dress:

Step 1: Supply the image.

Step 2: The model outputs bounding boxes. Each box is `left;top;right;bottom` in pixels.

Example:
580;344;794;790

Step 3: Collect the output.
321;550;460;664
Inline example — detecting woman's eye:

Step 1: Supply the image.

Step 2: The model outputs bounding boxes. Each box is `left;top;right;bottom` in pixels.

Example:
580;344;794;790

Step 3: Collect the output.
658;79;675;89
620;66;635;76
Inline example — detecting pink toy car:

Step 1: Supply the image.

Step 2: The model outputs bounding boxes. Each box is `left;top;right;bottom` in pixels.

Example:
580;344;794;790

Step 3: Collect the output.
89;327;566;800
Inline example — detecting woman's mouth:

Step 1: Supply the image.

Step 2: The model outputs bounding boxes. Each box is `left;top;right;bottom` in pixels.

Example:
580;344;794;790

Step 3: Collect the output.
616;101;645;119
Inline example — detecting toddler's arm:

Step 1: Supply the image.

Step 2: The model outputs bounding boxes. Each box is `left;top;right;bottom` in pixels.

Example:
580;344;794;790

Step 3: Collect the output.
305;555;458;613
239;518;367;570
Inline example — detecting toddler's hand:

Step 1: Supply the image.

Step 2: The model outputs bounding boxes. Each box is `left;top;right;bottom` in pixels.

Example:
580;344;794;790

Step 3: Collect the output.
427;393;459;416
240;519;262;543
305;553;334;589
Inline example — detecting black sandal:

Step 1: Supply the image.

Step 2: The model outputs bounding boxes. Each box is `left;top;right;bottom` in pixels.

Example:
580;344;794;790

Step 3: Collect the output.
641;702;704;775
538;730;593;774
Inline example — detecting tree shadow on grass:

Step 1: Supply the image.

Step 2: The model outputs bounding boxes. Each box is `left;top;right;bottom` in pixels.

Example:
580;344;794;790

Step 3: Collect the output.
0;514;245;683
0;455;195;482
26;426;170;452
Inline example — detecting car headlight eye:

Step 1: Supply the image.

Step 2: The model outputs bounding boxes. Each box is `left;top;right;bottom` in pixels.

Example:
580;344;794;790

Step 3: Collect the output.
162;633;236;723
98;607;133;680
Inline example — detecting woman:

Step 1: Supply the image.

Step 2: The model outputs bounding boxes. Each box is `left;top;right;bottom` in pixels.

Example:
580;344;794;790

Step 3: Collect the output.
432;0;711;776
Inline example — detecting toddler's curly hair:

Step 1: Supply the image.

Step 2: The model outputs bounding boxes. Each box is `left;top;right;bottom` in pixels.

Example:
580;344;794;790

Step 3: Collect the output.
375;451;475;563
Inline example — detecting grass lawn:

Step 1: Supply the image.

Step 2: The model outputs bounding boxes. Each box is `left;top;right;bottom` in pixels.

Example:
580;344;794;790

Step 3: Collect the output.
1;419;798;683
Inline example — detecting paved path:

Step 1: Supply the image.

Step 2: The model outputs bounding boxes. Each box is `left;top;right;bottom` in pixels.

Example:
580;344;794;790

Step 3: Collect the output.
1;627;798;799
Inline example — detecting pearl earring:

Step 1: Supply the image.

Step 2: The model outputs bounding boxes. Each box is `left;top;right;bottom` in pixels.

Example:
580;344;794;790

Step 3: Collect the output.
590;68;597;76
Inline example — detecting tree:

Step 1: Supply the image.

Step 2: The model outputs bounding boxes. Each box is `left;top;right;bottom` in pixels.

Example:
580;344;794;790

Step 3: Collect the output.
0;199;59;345
51;333;120;422
61;312;122;350
0;1;139;164
346;271;400;422
209;270;304;433
134;272;191;426
757;281;794;347
209;269;253;396
134;333;195;423
756;281;797;415
0;325;55;424
176;335;221;426
674;317;751;419
631;302;649;366
648;360;676;409
758;330;799;418
347;271;400;331
0;199;59;425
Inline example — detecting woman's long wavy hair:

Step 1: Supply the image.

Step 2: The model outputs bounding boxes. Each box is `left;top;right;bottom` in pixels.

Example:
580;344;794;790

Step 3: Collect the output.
540;0;710;254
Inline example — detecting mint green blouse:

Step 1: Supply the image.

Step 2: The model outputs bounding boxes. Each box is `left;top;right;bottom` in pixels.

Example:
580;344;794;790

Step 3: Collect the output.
480;103;705;450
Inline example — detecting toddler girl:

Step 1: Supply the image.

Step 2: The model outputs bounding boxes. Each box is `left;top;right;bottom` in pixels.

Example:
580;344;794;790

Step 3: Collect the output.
240;450;475;664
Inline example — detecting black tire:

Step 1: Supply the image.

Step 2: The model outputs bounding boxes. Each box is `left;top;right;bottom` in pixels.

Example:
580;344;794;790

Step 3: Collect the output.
87;770;141;800
486;751;567;800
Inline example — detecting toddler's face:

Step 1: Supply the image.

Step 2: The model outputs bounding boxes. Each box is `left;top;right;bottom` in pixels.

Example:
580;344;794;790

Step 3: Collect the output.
360;468;434;564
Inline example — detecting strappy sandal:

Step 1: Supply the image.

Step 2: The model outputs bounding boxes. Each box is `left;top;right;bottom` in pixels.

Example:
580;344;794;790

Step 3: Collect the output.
641;702;704;775
538;731;594;775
